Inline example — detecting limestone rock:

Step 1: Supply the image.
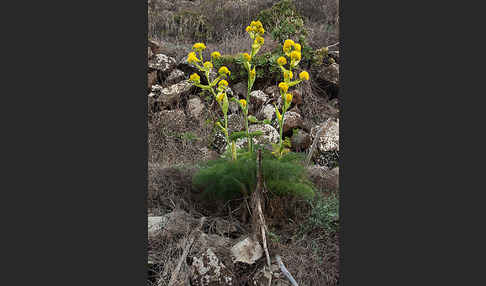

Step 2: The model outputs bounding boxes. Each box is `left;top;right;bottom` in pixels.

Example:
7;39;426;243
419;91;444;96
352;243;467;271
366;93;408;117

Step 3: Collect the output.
317;63;339;86
283;111;303;133
230;237;263;265
260;104;275;122
249;90;268;110
165;68;185;85
187;96;205;119
291;129;311;151
307;165;339;191
154;80;193;108
149;53;177;74
310;119;339;152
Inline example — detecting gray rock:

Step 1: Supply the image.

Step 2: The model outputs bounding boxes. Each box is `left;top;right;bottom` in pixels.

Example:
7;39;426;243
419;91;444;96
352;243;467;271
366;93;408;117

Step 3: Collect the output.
307;165;339;191
258;104;275;121
165;69;185;85
190;233;235;286
154;80;193;108
230;237;263;265
232;82;247;98
317;63;339;86
310;119;339;152
283;111;303;133
224;123;279;152
291;129;311;151
249;90;268;109
227;113;244;131
149;53;177;74
187;97;205;119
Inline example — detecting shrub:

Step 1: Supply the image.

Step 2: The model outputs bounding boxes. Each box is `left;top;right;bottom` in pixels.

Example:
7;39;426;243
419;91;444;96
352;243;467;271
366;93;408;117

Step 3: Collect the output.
192;149;315;201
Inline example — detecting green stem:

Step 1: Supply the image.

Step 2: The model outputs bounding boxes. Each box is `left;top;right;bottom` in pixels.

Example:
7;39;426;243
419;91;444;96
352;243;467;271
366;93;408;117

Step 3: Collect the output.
247;84;253;153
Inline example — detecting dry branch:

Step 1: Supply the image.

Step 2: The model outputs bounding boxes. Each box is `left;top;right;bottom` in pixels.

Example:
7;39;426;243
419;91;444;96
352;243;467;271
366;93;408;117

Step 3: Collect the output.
165;216;206;286
275;255;299;286
250;149;271;268
305;118;333;167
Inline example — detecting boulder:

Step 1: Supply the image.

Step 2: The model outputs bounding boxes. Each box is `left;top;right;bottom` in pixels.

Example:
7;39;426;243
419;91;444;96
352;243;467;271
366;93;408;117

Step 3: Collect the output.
231;82;247;98
148;210;199;237
283;111;303;133
307;165;339;191
310;119;339;152
190;248;234;285
249;90;268;110
189;233;235;286
291;89;303;106
249;124;279;146
149;53;177;75
153;80;193;108
224;124;279;152
227;113;244;131
264;85;280;100
258;104;275;121
148;39;162;55
291;129;311;151
317;63;339;86
230;237;263;265
165;69;185;85
187;96;205;119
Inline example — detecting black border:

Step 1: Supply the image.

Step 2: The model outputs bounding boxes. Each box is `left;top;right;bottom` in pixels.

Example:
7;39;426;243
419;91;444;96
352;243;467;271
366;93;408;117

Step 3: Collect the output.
2;0;478;285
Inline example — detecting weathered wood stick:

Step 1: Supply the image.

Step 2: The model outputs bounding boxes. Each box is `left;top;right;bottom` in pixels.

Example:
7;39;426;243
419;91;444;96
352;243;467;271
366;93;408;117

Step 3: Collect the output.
275;255;299;286
305;118;333;167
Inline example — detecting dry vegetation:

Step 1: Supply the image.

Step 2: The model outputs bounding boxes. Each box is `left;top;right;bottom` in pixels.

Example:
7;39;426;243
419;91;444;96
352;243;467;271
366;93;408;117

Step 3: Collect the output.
149;0;339;60
148;0;340;285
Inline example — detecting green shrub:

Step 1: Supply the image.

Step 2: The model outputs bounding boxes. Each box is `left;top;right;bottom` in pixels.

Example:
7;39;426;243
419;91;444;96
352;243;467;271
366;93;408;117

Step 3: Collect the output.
192;149;315;201
257;0;314;67
306;193;339;234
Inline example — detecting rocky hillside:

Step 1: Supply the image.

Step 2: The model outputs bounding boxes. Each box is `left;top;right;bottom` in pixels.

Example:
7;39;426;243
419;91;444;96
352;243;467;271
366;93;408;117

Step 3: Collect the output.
147;1;340;285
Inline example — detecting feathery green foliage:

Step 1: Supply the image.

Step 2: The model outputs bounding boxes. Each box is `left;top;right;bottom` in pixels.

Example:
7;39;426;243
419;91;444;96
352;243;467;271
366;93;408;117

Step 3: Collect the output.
192;149;314;201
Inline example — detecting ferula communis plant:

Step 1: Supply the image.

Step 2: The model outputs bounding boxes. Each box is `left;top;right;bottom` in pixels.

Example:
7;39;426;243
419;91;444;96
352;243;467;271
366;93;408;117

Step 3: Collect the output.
187;43;232;147
238;20;265;153
273;39;310;158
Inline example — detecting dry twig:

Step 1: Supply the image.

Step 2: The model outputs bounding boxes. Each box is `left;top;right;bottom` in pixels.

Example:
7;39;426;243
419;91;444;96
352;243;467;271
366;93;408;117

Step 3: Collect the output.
165;216;207;286
275;255;299;286
305;118;333;167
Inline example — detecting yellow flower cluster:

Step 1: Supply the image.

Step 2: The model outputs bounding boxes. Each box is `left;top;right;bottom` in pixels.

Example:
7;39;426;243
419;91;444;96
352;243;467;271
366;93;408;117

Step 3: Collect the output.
246;20;264;36
218;79;228;88
277;56;287;66
283;39;294;54
249;67;256;80
278;82;289;93
290;51;301;62
216;92;225;103
192;42;206;52
211;51;221;59
218;66;231;77
189;73;200;83
239;99;247;108
203;61;213;69
299;71;309;81
255;35;264;45
187;52;200;64
285;93;293;104
242;53;251;62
